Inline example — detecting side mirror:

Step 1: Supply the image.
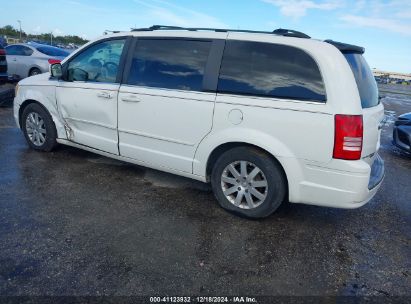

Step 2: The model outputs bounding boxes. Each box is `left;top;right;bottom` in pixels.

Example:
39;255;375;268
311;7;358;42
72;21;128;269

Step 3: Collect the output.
50;63;63;78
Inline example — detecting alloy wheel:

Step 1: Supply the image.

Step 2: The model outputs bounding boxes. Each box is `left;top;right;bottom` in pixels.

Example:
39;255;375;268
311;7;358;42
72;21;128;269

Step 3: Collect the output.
221;161;268;209
25;112;47;146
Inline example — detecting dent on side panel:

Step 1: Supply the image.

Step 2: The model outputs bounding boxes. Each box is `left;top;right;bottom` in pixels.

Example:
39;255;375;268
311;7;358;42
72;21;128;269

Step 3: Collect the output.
55;89;78;141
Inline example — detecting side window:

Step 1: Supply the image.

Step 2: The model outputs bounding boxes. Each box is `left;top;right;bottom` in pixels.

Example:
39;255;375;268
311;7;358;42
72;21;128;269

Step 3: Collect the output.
126;39;211;91
67;39;125;83
20;46;33;56
5;46;17;55
218;41;326;102
6;45;20;55
6;46;33;56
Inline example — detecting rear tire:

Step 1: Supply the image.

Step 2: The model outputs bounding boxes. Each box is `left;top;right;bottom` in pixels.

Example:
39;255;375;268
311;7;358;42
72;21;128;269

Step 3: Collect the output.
21;103;57;152
29;68;42;77
211;146;286;219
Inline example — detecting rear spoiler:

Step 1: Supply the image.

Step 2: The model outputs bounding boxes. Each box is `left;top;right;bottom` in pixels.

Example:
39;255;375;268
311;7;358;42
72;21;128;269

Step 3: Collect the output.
324;39;365;54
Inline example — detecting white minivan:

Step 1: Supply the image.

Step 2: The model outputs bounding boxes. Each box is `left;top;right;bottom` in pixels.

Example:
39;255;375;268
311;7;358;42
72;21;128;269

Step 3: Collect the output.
13;26;385;218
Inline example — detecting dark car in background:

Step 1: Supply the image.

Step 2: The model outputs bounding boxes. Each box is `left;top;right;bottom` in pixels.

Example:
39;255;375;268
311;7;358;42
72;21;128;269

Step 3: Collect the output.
0;36;7;47
0;43;7;83
393;112;411;154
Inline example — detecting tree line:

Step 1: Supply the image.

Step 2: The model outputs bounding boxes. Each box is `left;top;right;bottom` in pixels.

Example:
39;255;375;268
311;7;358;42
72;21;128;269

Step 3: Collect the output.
0;25;88;45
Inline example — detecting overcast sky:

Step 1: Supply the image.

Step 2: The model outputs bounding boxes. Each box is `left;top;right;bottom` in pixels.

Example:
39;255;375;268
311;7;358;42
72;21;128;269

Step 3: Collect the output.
2;0;411;73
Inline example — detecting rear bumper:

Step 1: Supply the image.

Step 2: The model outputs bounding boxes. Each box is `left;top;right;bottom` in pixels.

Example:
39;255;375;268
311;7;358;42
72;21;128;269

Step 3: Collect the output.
285;154;384;209
368;154;384;190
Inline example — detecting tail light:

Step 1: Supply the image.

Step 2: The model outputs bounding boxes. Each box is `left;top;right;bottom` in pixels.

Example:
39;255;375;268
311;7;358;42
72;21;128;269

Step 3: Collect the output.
333;114;363;160
0;49;5;55
48;59;61;65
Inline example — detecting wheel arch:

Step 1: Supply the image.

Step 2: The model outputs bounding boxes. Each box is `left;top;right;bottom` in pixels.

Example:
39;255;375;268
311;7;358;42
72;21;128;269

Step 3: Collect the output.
19;99;49;129
194;128;305;202
19;99;58;151
195;127;297;174
18;98;66;140
204;142;290;201
16;84;66;139
28;66;42;77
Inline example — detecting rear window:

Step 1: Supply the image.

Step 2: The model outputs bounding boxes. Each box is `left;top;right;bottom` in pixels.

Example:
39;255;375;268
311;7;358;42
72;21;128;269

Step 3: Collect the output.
36;46;69;57
218;40;326;102
344;53;378;108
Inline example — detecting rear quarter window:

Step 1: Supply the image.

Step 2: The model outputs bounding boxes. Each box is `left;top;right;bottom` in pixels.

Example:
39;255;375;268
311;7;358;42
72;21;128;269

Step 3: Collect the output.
344;53;378;108
218;40;326;102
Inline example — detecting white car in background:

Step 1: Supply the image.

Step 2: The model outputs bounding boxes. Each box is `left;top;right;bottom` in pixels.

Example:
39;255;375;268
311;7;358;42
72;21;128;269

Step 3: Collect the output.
13;26;385;218
5;43;69;79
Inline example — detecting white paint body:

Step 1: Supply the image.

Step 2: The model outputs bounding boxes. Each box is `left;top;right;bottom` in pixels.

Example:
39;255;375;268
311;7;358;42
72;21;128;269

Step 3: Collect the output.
13;30;384;209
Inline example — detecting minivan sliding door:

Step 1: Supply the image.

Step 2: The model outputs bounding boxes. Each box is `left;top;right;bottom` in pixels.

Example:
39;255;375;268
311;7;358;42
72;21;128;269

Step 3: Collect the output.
118;37;225;173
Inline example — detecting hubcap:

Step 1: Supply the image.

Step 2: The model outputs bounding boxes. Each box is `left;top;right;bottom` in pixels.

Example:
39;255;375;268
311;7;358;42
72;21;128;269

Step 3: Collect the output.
221;161;268;209
25;112;46;146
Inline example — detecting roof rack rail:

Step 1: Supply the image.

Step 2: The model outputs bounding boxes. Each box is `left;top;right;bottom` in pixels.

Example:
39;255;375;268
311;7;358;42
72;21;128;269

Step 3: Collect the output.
131;25;311;38
132;25;273;34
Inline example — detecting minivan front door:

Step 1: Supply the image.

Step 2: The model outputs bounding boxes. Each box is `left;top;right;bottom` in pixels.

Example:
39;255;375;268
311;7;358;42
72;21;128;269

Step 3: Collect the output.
118;38;224;173
56;38;128;155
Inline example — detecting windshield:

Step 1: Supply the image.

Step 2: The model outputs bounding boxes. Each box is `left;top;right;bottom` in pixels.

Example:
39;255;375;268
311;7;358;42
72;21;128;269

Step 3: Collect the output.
36;46;69;57
344;53;379;108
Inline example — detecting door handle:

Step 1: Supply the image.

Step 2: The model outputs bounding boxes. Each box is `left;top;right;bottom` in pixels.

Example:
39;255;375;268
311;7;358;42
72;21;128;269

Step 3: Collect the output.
97;91;113;99
121;95;141;103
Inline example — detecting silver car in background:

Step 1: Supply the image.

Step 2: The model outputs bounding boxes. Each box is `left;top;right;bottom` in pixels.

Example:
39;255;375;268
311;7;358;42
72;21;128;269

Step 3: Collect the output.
5;43;69;79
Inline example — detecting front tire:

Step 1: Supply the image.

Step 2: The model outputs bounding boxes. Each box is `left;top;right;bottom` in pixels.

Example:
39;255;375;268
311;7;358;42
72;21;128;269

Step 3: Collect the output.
22;103;57;152
211;147;287;219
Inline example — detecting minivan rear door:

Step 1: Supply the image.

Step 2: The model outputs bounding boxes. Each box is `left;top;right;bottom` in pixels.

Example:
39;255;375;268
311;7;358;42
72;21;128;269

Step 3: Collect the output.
344;53;384;164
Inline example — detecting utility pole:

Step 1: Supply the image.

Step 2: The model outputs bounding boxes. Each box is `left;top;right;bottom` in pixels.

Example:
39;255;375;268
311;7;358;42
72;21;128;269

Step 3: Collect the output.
50;32;53;45
17;20;22;42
